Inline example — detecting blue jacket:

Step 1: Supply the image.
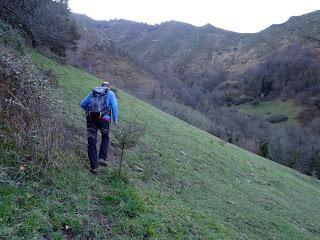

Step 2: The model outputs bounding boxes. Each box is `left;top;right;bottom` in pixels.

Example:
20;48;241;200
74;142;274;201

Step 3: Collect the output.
80;90;118;122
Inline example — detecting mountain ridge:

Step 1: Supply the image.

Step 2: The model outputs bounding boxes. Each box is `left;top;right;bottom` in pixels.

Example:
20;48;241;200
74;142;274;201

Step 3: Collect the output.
73;10;320;34
69;10;320;106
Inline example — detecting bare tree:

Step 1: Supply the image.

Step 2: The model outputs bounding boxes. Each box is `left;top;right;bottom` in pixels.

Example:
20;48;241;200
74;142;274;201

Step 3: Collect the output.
113;119;146;175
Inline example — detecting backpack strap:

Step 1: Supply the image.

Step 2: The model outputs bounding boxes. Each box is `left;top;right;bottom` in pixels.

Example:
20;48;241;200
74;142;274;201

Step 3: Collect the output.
99;91;111;119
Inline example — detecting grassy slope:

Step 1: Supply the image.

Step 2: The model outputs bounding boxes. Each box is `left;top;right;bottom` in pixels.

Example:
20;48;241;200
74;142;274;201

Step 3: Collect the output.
1;51;320;239
237;100;302;124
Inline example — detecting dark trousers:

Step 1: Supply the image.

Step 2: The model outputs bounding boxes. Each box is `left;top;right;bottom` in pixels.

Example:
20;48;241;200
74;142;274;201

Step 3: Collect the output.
86;115;110;169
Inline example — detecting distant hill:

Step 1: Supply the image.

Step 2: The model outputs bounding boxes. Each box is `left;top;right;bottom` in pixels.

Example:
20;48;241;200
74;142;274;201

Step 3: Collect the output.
65;17;172;100
69;11;320;116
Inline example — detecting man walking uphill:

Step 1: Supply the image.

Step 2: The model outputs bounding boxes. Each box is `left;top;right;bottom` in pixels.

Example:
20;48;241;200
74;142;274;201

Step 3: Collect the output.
80;82;118;175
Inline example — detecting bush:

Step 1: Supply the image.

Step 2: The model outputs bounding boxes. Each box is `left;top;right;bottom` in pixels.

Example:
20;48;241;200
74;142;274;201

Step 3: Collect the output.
266;114;288;123
0;45;66;179
251;100;260;106
0;21;24;52
113;119;146;175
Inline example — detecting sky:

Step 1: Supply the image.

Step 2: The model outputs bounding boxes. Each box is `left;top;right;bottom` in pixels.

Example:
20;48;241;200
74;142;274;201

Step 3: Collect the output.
68;0;320;33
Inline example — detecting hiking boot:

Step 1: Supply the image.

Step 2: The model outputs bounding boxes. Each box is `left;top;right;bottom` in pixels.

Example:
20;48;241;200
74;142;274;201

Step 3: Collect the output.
91;168;98;175
99;159;108;167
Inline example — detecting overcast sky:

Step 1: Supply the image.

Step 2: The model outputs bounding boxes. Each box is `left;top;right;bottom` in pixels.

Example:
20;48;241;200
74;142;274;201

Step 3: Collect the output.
69;0;320;33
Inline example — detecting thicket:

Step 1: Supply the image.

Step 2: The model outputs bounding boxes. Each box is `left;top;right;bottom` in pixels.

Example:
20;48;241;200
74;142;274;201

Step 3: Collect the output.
0;20;25;52
0;23;68;180
242;43;320;106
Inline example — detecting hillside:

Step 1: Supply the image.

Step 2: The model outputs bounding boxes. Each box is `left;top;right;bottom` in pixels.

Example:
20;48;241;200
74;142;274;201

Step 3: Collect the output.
1;50;320;239
66;17;173;101
71;11;320;103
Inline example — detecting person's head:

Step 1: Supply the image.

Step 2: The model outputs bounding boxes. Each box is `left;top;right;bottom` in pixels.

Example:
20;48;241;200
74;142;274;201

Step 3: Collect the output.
102;81;111;89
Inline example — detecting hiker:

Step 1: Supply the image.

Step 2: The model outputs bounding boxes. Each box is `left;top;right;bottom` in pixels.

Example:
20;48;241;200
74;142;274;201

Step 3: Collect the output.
80;82;118;174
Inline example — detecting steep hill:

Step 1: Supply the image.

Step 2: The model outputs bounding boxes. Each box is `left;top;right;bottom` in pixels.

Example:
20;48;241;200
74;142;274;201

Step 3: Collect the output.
66;16;173;101
70;11;320;113
2;50;319;239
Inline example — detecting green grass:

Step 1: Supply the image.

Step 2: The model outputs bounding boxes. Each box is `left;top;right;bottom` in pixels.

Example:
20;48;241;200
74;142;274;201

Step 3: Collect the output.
237;100;302;124
1;51;320;239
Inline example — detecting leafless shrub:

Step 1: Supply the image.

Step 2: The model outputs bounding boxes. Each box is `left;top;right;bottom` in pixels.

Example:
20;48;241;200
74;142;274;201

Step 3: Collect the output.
43;69;58;87
113;119;146;175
